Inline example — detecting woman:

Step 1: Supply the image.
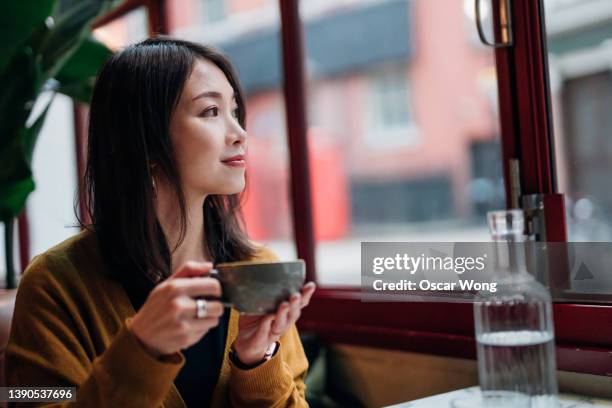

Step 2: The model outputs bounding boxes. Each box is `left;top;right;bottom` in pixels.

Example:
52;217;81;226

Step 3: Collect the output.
6;37;316;407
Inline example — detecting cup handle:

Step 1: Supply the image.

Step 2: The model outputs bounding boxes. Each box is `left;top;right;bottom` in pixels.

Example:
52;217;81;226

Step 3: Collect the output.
209;269;233;308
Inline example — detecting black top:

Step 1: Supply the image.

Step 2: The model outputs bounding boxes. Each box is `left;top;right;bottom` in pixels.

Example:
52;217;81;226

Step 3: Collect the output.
121;277;230;408
174;309;229;407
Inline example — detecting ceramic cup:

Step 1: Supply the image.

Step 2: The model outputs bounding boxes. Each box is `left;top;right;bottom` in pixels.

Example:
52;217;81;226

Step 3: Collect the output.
210;260;305;314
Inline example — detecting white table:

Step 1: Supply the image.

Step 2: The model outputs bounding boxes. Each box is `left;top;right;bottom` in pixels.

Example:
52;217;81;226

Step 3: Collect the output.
386;386;612;407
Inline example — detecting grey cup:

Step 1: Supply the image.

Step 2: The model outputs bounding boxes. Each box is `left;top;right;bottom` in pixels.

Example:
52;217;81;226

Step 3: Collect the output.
210;260;306;315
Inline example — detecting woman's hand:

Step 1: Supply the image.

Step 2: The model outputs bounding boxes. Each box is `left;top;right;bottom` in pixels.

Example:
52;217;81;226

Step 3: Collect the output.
232;282;316;366
129;261;224;358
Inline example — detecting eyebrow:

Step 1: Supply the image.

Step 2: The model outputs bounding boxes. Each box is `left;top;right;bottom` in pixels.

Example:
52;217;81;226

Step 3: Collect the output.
192;91;236;101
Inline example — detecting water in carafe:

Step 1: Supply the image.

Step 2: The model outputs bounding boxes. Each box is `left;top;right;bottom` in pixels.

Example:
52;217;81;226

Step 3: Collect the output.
473;210;558;408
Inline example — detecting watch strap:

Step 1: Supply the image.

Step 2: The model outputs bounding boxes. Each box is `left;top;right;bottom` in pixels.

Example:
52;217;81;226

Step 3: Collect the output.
230;341;279;370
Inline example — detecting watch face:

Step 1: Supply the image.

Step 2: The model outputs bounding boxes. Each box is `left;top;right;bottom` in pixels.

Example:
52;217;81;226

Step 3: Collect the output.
265;341;279;359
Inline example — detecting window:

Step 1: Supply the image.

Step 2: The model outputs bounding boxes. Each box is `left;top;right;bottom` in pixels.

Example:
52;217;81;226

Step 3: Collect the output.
543;0;612;300
296;0;611;376
301;0;504;285
365;63;417;148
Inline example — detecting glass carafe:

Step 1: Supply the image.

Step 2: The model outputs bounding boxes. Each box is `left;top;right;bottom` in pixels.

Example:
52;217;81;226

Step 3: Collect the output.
473;209;558;408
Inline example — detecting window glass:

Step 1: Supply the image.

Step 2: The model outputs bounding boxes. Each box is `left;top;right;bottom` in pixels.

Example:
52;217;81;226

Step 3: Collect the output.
301;0;505;285
544;0;612;299
364;63;417;148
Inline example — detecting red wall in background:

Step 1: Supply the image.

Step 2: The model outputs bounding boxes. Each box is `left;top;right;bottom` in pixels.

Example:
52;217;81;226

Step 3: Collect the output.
242;127;349;241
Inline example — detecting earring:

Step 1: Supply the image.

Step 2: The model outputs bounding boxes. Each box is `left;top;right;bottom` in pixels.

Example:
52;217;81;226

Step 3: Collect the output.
150;162;158;197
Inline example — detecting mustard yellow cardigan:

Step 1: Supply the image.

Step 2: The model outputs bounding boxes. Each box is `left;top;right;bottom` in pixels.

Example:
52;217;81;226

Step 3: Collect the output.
6;230;309;407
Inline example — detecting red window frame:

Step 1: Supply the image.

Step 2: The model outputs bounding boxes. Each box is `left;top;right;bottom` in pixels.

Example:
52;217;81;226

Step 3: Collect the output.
72;0;612;378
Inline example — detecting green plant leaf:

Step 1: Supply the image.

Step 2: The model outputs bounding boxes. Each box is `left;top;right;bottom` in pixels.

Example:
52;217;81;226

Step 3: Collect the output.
0;136;29;182
0;177;35;222
0;96;53;221
56;36;112;82
38;0;113;79
0;0;117;222
23;96;55;166
0;126;36;221
0;48;40;151
55;36;112;103
0;0;57;73
56;81;95;104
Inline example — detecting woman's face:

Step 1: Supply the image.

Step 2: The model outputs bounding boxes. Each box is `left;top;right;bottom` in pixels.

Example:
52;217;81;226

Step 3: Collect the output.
168;58;247;199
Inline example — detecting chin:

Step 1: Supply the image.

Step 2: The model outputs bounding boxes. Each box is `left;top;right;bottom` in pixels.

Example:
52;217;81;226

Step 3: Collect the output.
220;181;246;196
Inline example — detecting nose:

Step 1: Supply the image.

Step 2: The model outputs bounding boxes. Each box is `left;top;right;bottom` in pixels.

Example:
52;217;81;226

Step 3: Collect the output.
227;117;247;147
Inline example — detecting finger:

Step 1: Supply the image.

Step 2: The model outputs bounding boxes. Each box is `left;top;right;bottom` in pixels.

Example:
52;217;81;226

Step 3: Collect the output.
188;299;225;319
165;277;222;298
271;302;290;336
177;316;221;332
255;314;275;339
300;282;316;296
168;295;194;318
170;261;213;279
190;316;222;331
176;318;221;345
300;282;316;308
287;293;301;324
168;295;223;320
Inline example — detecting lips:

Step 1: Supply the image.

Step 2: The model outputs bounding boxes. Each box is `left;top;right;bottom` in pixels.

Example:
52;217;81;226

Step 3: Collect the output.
221;154;246;167
222;154;245;162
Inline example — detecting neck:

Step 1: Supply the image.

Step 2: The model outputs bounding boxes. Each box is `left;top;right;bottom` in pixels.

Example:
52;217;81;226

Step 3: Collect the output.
155;184;209;272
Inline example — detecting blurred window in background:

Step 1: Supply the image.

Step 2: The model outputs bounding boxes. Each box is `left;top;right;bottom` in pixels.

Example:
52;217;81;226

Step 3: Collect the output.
543;0;612;298
364;63;417;149
544;0;612;242
301;0;504;285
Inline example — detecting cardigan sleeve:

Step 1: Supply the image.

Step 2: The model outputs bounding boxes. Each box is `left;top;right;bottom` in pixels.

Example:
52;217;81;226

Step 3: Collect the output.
228;324;309;407
5;254;185;407
227;245;309;407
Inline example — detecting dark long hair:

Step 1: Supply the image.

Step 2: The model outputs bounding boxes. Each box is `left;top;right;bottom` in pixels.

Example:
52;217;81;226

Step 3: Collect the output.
81;37;256;289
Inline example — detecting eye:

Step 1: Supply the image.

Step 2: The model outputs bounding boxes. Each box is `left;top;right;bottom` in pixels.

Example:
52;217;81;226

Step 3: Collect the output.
201;106;219;117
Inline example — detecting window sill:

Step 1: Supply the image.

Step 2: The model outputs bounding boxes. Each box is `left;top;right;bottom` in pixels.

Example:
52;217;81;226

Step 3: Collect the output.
298;287;612;376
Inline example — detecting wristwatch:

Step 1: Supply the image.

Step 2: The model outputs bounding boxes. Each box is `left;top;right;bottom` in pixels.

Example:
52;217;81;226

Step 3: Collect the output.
230;342;279;369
